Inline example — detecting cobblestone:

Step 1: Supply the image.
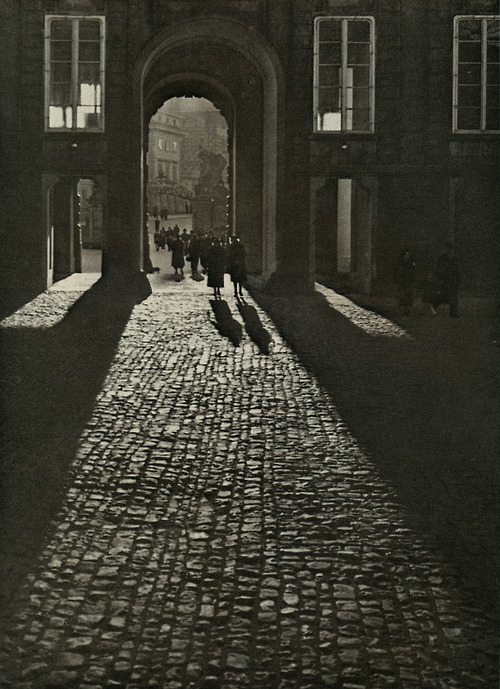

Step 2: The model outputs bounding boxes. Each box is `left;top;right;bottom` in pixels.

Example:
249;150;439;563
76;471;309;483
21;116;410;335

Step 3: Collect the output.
0;271;497;688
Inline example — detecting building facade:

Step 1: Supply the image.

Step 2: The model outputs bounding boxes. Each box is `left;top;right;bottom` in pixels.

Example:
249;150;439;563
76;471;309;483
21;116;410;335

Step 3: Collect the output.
147;105;192;217
0;0;498;308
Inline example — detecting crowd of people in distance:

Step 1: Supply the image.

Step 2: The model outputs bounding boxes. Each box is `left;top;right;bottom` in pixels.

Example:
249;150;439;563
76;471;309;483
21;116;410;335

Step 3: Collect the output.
152;220;247;299
393;242;461;318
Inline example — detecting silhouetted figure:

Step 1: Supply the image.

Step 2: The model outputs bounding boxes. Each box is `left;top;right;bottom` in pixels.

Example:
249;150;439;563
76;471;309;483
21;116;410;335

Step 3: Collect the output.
433;242;461;317
227;235;247;297
207;238;226;298
393;248;416;316
200;232;213;274
181;229;190;251
171;232;185;275
187;234;201;275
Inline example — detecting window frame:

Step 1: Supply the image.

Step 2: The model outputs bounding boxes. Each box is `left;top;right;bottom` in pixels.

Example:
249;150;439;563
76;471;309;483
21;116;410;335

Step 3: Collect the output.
313;15;376;134
452;14;500;133
44;14;106;132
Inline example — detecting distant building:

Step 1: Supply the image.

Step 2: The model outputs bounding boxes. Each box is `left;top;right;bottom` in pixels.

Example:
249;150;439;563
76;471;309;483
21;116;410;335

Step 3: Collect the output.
147;106;191;217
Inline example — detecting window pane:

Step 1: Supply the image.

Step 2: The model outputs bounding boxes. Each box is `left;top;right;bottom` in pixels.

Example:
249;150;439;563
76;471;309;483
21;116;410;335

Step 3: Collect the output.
351;108;370;131
319;42;341;64
351;87;371;109
79;82;101;106
49;105;72;128
458;19;481;40
318;20;341;42
318;111;342;131
51;41;72;61
318;65;340;87
347;42;370;65
458;41;482;63
50;83;71;106
76;106;101;129
485;108;500;130
487;41;499;62
348;20;370;42
458;63;481;84
486;19;500;39
318;87;339;111
487;85;499;108
79;20;100;41
50;19;72;40
487;63;499;84
458;85;482;107
51;62;71;83
352;65;370;87
457;107;481;129
79;62;100;85
79;42;100;62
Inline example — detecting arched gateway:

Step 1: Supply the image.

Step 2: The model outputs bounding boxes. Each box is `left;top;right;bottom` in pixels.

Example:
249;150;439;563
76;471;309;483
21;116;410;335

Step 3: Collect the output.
123;17;285;286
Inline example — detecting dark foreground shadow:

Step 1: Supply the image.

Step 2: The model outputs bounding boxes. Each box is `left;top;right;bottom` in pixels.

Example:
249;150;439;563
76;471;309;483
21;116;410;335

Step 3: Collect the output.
209;299;243;346
236;298;272;354
0;274;150;614
253;288;499;611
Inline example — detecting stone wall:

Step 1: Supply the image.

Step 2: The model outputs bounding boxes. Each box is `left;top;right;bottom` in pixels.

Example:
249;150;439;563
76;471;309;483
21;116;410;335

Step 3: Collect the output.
0;0;498;311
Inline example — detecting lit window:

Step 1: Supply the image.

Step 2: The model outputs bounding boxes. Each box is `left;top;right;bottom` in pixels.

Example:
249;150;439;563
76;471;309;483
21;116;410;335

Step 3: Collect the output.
45;15;105;131
158;139;163;149
314;16;375;133
453;16;499;132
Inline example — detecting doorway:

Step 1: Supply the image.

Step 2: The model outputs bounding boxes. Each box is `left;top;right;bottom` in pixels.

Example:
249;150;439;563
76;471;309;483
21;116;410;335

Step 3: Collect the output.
131;17;284;286
313;176;376;293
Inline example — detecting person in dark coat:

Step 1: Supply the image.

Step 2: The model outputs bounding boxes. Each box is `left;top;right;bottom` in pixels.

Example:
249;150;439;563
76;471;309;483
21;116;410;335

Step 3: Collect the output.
199;232;213;274
171;232;185;275
187;234;201;275
393;247;416;316
433;242;461;317
207;238;226;298
227;235;247;297
181;229;190;251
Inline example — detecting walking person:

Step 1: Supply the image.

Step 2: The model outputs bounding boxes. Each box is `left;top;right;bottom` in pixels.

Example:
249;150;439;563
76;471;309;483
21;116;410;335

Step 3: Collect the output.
227;235;247;297
433;242;461;317
171;231;185;276
393;247;416;316
207;238;226;298
186;234;201;275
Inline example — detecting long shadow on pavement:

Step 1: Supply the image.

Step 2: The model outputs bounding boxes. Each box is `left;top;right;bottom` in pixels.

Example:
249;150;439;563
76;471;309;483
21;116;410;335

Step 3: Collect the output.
209;299;243;346
236;297;272;354
0;277;143;613
252;288;498;612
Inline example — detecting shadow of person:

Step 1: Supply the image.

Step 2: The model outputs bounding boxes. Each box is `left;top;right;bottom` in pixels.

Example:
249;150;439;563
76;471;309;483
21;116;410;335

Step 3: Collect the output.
236;299;272;354
0;272;149;616
209;299;243;347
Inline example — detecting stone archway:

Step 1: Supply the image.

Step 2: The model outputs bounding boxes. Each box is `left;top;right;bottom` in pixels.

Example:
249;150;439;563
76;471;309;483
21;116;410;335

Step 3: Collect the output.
131;17;285;286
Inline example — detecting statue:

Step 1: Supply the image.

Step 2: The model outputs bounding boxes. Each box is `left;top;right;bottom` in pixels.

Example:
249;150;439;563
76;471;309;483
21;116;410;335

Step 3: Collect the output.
193;147;229;233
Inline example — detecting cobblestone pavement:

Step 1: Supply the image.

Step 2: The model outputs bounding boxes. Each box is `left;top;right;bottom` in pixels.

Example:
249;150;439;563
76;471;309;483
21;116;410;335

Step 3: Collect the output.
0;268;497;689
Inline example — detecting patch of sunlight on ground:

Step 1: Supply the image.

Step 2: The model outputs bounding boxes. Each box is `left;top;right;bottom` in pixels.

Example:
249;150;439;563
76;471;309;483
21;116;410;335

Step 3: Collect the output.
315;283;410;338
0;274;101;329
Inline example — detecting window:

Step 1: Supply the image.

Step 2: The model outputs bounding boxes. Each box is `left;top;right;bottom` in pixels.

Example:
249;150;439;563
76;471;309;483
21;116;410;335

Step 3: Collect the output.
45;15;105;131
453;16;499;132
314;16;375;132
